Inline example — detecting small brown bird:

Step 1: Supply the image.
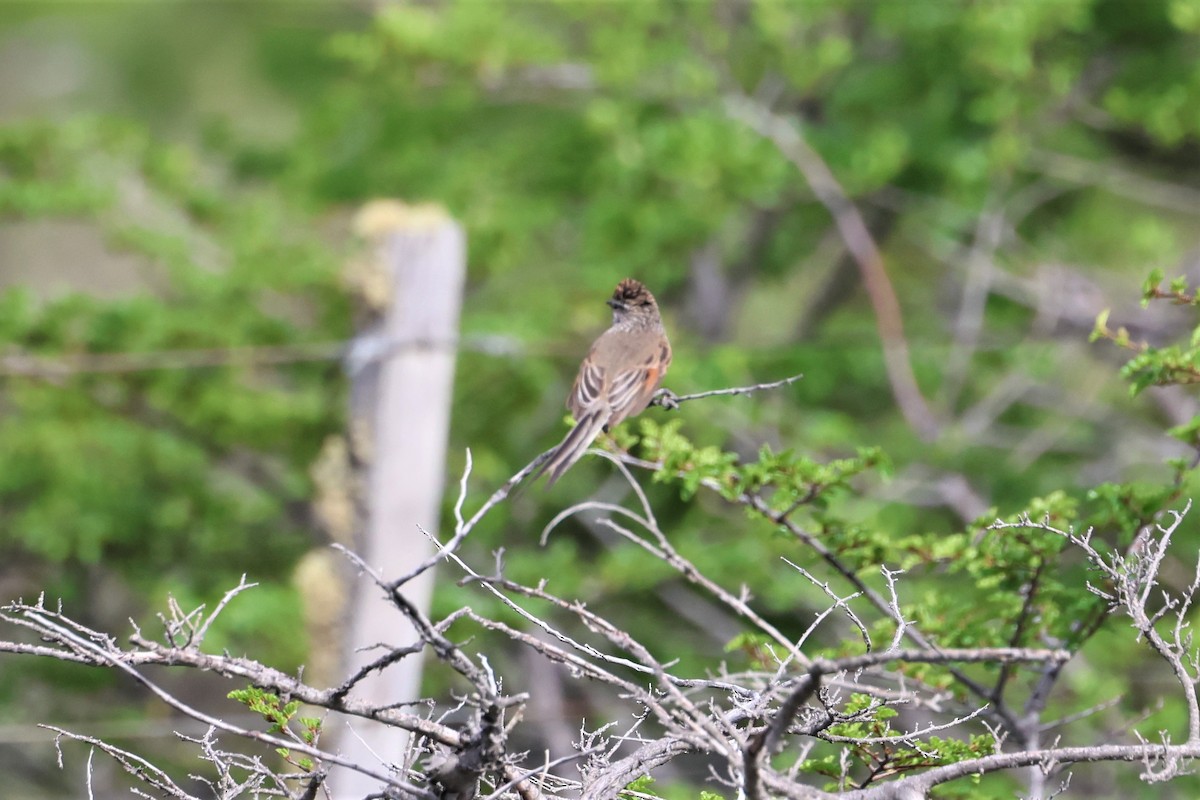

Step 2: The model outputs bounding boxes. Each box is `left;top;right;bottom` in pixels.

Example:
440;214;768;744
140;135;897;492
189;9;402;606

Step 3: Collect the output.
536;278;672;486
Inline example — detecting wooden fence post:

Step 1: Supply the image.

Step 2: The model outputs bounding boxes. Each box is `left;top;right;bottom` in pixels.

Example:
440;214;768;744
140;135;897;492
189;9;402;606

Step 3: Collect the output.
334;201;465;797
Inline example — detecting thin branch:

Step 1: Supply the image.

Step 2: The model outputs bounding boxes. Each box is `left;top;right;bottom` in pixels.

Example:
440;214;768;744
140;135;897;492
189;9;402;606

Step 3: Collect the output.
551;476;812;668
866;742;1200;798
387;450;477;590
0;341;347;377
2;598;465;748
813;647;1070;673
744;672;821;800
47;727;198;800
736;490;1021;733
725;93;938;439
992;559;1045;705
480;746;599;800
651;373;804;409
23;610;432;797
0;334;523;378
1027;149;1200;214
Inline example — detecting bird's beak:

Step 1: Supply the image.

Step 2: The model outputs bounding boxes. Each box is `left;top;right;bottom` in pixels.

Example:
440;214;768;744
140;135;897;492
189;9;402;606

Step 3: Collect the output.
606;298;624;310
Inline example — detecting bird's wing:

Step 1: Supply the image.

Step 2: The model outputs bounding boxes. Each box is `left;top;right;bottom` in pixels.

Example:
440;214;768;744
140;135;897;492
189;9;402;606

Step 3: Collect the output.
567;350;606;419
598;331;670;426
606;364;657;424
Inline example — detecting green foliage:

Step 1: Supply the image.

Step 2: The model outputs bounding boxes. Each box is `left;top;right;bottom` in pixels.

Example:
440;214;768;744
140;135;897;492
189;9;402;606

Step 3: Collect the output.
228;686;321;772
1095;274;1200;395
615;267;1200;786
4;2;1200;797
639;417;886;508
724;631;775;670
228;686;301;734
820;692;996;778
0;119;123;215
0;117;348;674
623;774;657;795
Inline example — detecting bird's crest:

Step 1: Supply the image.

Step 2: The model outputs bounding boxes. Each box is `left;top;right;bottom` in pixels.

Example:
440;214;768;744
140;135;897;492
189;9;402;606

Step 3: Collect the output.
612;278;654;307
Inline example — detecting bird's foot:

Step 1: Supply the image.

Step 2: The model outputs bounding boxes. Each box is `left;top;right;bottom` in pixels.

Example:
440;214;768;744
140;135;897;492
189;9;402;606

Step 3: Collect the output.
652;387;680;411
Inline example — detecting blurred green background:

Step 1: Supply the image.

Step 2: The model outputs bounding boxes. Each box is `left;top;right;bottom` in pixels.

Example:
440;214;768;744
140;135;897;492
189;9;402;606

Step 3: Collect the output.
1;1;1200;797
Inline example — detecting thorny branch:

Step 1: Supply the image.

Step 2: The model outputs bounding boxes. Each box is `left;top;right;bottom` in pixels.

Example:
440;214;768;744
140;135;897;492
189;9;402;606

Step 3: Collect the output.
994;502;1200;748
3;373;1200;798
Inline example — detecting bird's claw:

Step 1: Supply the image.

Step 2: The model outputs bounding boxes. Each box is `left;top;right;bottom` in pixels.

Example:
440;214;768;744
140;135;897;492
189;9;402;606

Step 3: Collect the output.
653;387;680;411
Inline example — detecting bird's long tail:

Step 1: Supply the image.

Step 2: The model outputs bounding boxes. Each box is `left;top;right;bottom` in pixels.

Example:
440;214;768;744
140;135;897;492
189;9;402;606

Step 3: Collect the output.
532;410;609;487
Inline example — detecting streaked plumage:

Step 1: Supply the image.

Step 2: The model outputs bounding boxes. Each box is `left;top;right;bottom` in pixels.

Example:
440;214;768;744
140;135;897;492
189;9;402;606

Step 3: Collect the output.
536;279;671;486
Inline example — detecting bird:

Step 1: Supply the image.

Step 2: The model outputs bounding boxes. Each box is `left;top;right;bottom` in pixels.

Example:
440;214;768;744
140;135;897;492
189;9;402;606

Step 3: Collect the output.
534;278;672;487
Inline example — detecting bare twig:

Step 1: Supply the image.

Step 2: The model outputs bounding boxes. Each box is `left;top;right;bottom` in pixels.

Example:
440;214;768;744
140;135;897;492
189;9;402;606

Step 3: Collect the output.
651;373;804;409
725;93;938;439
865;742;1200;798
6;417;1200;800
23;608;431;796
47;727;198;800
1027;149;1200;214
